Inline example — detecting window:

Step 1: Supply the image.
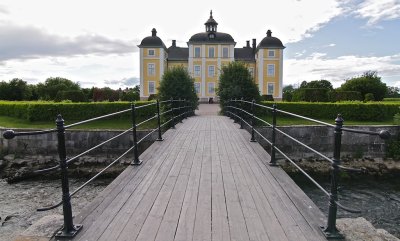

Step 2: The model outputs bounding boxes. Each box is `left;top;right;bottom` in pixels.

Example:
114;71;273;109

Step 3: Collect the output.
149;81;155;94
208;65;215;77
194;47;201;58
148;63;155;76
148;49;155;56
222;47;229;58
267;83;274;95
194;82;201;94
268;50;275;57
267;64;275;76
208;82;215;94
208;47;215;58
249;67;254;77
194;65;201;77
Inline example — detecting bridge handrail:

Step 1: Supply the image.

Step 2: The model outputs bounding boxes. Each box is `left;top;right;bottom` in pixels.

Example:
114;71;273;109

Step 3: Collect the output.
2;98;195;238
224;98;391;239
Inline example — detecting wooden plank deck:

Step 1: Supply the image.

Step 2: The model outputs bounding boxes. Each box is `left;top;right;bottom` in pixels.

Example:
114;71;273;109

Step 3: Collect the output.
69;113;327;241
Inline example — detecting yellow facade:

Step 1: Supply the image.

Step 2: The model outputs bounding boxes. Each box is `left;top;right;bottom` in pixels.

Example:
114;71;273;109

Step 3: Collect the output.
138;13;284;101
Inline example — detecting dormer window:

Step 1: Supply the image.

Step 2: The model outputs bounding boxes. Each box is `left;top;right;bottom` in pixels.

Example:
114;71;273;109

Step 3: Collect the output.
209;33;215;39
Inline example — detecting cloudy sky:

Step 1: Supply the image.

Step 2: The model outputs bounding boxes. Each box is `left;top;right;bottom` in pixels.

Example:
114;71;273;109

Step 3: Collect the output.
0;0;399;89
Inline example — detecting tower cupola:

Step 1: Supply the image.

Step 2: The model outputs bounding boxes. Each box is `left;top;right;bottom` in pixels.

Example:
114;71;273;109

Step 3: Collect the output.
205;10;218;33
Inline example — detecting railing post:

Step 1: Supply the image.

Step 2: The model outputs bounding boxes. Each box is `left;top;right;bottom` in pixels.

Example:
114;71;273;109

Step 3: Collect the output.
179;98;183;123
234;98;238;123
171;97;176;129
323;114;344;239
240;97;244;129
156;100;163;141
131;103;142;165
250;99;257;142
269;104;278;166
55;115;82;238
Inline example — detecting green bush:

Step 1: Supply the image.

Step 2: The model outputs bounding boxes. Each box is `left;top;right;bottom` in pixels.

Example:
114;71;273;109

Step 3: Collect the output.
364;93;375;102
0;101;156;122
55;90;88;102
328;90;362;102
260;101;400;121
384;98;400;102
292;88;329;102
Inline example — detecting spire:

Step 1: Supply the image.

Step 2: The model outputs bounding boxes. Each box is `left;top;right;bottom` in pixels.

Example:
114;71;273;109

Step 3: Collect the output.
267;30;272;37
205;10;218;33
152;28;157;37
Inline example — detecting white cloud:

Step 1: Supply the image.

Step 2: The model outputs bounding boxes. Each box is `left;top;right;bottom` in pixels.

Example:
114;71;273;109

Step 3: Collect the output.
355;0;400;25
0;22;138;62
284;53;400;87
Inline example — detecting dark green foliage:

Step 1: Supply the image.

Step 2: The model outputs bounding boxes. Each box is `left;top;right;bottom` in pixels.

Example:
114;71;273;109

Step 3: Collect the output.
261;95;274;101
292;88;329;102
364;93;375;102
0;101;155;122
339;71;387;101
282;85;295;101
92;87;120;101
37;77;80;100
386;86;400;98
328;90;362;102
384;98;400;102
300;80;333;90
386;132;400;159
158;66;198;108
147;94;158;101
55;90;88;102
260;101;400;121
121;87;140;101
218;62;260;108
0;78;32;100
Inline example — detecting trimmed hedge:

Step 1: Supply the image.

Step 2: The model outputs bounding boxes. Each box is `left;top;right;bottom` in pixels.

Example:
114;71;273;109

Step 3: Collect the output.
0;101;157;122
260;101;400;121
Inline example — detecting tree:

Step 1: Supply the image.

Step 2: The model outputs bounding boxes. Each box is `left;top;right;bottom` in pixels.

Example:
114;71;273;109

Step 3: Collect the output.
300;80;333;90
37;77;80;100
282;85;295;101
158;66;198;108
218;61;260;108
339;71;387;101
0;78;31;100
386;86;400;98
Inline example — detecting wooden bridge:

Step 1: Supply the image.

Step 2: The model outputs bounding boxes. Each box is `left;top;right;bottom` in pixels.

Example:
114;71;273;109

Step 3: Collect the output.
69;104;327;241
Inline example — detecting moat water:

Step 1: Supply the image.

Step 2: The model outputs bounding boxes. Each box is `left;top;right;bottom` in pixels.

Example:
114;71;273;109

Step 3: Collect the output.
292;175;400;238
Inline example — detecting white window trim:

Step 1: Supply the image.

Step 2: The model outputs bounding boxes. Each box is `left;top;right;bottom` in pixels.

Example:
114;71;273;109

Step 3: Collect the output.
148;63;155;76
208;47;215;58
222;47;229;58
148;49;155;56
194;47;201;58
208;65;215;77
268;50;275;57
267;82;275;95
208;82;215;94
194;65;201;77
148;81;156;94
267;64;275;77
194;82;201;94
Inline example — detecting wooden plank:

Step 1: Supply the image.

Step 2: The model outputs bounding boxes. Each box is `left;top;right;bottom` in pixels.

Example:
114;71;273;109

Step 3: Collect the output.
77;125;193;240
230;118;326;240
216;122;250;241
210;119;230;241
238;127;327;239
173;123;205;241
114;120;197;241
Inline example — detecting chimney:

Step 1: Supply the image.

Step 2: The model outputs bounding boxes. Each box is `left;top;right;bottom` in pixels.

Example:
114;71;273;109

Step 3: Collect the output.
252;39;256;51
172;40;176;47
246;40;250;48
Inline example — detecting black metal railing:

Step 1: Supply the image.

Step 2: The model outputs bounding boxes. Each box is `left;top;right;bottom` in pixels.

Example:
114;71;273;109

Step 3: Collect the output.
224;98;391;240
2;98;194;238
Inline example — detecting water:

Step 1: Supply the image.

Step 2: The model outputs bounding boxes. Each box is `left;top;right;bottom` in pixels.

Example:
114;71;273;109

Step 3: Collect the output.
0;178;112;241
292;175;400;238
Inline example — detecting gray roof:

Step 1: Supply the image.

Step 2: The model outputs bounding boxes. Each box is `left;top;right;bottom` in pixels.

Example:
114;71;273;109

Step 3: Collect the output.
138;28;167;49
257;30;285;49
167;46;189;61
234;48;255;61
188;32;235;44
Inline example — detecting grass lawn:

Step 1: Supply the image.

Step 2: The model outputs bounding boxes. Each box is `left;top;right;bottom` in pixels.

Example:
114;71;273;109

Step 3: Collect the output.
0;115;158;130
1;114;397;130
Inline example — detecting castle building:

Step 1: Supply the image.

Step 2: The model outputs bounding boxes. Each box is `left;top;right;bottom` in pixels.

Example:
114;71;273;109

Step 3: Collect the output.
138;11;285;101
